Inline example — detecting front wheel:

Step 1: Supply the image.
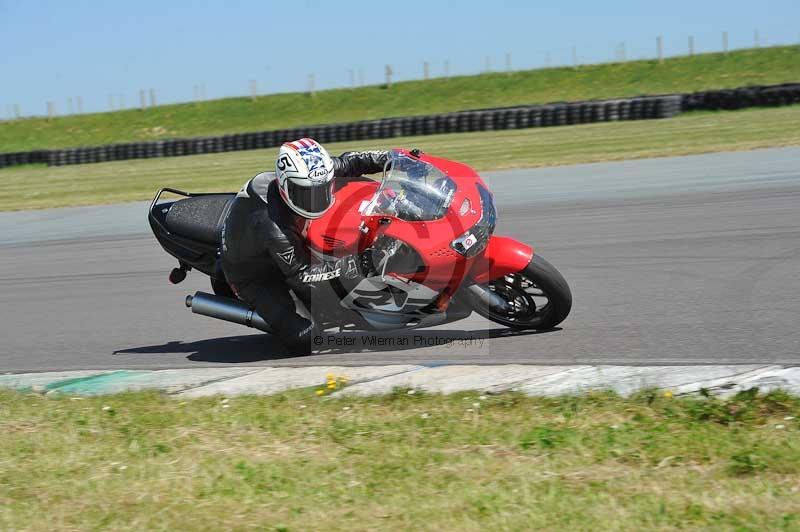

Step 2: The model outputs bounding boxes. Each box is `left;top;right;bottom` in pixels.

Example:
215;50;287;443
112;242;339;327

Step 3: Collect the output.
470;254;572;330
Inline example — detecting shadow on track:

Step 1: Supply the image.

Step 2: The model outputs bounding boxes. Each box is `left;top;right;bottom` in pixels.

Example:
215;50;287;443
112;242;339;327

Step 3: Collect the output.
114;327;560;364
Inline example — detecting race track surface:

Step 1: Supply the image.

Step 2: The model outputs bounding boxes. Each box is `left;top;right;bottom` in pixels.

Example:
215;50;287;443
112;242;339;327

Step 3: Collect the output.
2;147;799;372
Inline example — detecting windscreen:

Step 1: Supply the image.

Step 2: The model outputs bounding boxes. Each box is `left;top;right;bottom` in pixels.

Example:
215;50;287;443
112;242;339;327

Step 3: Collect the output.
363;150;456;222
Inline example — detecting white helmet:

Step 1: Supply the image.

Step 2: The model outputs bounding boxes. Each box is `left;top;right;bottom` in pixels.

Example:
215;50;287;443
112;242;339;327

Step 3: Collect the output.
275;138;335;219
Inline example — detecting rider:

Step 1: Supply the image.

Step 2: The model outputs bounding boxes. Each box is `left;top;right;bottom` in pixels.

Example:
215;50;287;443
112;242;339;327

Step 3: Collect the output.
221;138;388;354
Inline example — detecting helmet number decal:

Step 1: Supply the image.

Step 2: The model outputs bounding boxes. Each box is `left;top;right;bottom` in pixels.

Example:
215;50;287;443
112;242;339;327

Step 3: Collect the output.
277;155;295;172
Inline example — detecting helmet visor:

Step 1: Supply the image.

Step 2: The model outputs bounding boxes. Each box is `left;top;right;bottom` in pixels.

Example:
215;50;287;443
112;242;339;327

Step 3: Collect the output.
287;179;334;215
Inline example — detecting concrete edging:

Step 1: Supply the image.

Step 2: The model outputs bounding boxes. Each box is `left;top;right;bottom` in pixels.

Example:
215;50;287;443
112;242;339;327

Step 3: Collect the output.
2;365;799;398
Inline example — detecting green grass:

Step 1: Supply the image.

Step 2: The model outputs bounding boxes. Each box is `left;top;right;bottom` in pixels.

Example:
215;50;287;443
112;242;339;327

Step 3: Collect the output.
1;387;798;530
2;105;800;212
2;46;799;152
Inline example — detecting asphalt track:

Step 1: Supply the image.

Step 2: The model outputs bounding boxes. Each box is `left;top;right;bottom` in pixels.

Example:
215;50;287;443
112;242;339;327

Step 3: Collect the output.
1;147;799;372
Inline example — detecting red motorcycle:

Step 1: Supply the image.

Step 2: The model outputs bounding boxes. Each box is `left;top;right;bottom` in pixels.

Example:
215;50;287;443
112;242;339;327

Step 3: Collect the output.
148;149;571;336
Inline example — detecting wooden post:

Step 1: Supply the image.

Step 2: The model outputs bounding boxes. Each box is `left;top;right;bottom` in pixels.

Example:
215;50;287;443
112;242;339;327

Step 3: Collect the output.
689;35;694;56
723;31;729;54
76;97;83;114
149;89;156;107
47;101;55;119
657;35;664;63
385;65;393;88
423;61;429;80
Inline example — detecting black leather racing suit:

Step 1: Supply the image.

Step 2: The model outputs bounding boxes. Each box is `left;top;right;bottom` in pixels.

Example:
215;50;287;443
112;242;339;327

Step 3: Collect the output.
220;151;388;353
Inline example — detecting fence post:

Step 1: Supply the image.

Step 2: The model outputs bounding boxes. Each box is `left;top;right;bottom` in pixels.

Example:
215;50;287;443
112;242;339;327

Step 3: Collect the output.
307;74;315;96
76;97;83;114
754;29;760;48
47;101;55;118
108;94;115;111
423;61;429;80
385;65;393;88
484;56;491;72
249;79;258;101
723;31;729;54
139;90;147;109
689;35;694;56
657;35;663;63
149;89;156;107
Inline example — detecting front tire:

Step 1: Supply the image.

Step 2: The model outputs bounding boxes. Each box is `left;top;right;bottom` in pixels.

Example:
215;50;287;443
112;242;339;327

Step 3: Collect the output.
470;254;572;330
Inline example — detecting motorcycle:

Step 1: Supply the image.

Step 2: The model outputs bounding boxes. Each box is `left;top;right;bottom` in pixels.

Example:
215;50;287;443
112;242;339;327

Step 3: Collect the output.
148;148;571;339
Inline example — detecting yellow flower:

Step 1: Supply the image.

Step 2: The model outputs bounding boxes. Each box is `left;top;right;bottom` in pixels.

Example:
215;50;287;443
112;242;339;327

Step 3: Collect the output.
316;389;325;397
326;373;336;381
663;390;673;399
338;376;349;385
327;382;337;390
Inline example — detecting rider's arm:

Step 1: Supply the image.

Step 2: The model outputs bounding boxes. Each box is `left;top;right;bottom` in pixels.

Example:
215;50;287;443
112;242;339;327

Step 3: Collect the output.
332;151;389;178
260;220;361;292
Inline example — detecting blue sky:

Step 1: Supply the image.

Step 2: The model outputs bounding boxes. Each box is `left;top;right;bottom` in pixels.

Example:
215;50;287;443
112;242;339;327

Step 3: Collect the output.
1;0;798;117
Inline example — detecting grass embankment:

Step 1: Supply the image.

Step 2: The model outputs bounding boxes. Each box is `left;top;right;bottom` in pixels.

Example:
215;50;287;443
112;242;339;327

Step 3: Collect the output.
2;105;799;211
1;46;799;152
1;387;798;530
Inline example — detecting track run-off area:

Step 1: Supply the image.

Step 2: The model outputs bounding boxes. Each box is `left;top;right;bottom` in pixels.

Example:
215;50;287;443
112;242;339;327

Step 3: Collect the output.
1;147;798;373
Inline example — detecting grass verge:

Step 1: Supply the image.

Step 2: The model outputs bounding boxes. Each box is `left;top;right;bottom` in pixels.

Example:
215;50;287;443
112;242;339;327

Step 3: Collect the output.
1;387;798;530
2;105;800;211
1;46;799;152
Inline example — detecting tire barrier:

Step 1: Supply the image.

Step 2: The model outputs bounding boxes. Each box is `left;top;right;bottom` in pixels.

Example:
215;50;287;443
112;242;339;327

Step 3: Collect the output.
2;82;798;170
681;83;800;112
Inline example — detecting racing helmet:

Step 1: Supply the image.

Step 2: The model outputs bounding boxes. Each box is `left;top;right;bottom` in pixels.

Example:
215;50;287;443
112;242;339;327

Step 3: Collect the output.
275;138;335;219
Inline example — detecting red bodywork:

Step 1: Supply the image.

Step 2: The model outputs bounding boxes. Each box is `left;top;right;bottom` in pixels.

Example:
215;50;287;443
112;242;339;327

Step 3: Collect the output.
306;151;533;303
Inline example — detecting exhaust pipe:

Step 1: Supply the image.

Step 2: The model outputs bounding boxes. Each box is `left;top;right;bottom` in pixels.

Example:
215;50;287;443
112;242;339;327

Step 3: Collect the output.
466;284;512;314
185;291;272;333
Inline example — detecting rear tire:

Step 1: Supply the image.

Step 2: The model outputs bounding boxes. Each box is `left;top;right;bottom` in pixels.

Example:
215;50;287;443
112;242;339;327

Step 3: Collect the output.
470;254;572;330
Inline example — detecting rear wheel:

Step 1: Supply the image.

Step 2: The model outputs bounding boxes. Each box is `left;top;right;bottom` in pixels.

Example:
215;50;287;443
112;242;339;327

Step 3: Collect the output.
471;254;572;329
